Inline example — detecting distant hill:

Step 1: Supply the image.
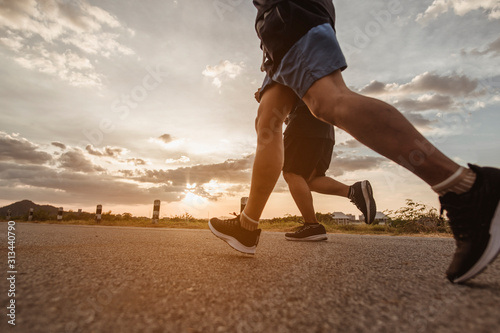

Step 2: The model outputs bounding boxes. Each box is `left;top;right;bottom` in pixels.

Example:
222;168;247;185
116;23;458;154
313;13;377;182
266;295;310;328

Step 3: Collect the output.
0;200;59;218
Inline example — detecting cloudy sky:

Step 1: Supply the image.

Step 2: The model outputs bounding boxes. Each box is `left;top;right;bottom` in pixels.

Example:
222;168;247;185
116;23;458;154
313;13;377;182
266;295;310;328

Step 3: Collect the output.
0;0;499;219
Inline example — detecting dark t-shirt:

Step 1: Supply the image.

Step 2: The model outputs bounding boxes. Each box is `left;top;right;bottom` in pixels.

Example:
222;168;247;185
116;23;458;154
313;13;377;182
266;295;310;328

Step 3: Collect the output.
284;101;334;141
254;0;336;75
253;0;335;22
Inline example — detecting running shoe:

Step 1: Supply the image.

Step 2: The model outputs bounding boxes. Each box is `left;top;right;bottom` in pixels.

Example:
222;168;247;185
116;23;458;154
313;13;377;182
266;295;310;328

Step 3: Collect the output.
285;223;327;241
209;216;261;255
349;180;376;224
440;164;500;283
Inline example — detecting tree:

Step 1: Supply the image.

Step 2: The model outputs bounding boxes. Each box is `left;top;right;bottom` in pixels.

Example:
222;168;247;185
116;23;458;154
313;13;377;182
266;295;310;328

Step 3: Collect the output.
385;199;447;233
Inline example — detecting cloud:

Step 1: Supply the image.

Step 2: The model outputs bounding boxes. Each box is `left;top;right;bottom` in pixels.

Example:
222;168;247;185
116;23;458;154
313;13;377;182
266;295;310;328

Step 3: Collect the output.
61;31;134;57
358;80;387;95
328;154;386;177
51;142;67;150
0;131;52;164
13;48;104;87
0;33;23;52
158;134;174;144
149;134;186;150
463;36;500;57
0;0;134;87
58;148;106;173
125;158;147;166
400;72;479;95
132;154;254;186
401;112;434;128
337;139;362;149
165;156;190;164
202;60;244;88
0;133;391;212
394;94;454;112
85;144;148;166
416;0;500;24
85;145;126;158
0;161;179;206
0;153;254;208
0;0;127;44
359;72;479;97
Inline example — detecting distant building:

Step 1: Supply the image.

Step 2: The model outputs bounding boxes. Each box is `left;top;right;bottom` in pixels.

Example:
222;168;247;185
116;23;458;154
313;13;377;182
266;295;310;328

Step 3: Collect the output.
331;212;351;224
375;212;389;223
359;212;389;224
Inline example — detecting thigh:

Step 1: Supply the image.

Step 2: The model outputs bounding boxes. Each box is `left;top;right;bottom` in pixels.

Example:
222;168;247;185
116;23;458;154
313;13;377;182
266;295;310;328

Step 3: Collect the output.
273;23;347;98
257;83;298;130
304;68;347;96
302;69;350;114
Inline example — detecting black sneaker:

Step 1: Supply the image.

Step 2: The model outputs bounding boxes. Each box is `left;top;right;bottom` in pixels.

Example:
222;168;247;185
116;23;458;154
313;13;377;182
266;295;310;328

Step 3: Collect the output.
208;216;261;254
285;223;327;241
440;164;500;283
349;180;376;224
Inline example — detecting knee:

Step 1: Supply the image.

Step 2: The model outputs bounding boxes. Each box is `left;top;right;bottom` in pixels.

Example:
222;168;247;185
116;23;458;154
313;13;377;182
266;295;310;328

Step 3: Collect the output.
255;104;287;134
254;108;287;150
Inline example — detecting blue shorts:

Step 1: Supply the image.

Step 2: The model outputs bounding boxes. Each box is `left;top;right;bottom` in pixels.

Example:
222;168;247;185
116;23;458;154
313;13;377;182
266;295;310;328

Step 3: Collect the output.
260;23;347;99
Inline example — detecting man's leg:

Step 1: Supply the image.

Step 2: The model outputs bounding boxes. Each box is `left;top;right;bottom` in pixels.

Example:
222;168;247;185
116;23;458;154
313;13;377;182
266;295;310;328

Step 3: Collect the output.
240;83;298;229
308;176;376;224
308;176;349;197
283;171;328;241
302;70;460;186
208;83;296;253
303;69;500;283
283;172;318;223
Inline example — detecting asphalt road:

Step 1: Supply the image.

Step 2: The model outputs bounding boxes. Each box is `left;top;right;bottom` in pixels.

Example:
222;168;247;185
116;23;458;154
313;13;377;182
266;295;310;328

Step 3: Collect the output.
1;222;500;333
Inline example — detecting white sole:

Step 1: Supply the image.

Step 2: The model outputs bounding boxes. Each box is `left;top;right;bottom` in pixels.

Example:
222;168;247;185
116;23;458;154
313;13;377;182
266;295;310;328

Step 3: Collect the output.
454;201;500;283
208;221;256;255
361;181;374;224
285;234;328;241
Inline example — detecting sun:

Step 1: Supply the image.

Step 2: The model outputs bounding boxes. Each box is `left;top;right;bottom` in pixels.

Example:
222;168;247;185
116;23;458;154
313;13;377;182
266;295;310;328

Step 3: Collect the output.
182;191;207;206
203;180;231;196
182;183;208;208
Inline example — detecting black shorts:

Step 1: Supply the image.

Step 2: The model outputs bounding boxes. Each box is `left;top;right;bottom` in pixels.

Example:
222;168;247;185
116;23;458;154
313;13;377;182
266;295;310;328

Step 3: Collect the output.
283;136;334;180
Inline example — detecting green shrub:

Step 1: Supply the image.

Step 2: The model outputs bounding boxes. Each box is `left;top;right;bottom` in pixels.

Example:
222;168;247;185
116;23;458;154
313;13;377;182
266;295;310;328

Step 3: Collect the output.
385;199;449;234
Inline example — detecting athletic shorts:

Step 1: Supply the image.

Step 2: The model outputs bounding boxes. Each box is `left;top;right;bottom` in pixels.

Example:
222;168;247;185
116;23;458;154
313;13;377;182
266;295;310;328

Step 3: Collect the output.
283;136;334;180
260;23;347;99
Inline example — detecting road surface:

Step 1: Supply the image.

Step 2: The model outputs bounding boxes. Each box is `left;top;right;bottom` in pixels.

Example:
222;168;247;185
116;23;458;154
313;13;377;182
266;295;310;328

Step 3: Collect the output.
1;222;500;333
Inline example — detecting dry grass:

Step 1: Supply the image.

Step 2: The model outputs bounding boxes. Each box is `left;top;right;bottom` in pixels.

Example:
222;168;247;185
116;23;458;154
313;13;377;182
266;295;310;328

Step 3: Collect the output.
10;218;452;238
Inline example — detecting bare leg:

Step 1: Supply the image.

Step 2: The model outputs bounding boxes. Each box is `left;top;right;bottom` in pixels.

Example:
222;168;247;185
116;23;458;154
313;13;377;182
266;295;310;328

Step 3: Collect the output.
308;176;350;197
242;84;297;224
283;172;318;223
302;70;460;186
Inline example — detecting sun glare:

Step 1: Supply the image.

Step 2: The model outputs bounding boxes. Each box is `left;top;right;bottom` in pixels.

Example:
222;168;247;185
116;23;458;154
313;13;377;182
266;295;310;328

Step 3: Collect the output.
181;180;234;209
182;191;208;207
203;180;230;196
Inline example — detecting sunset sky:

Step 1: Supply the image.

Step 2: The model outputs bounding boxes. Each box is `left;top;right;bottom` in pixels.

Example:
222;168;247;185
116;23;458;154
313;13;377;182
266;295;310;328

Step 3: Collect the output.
1;0;499;219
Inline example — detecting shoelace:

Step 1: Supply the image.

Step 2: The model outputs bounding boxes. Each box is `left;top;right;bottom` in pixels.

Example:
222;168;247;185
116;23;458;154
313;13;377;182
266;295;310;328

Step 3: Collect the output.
223;214;240;227
292;223;316;234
